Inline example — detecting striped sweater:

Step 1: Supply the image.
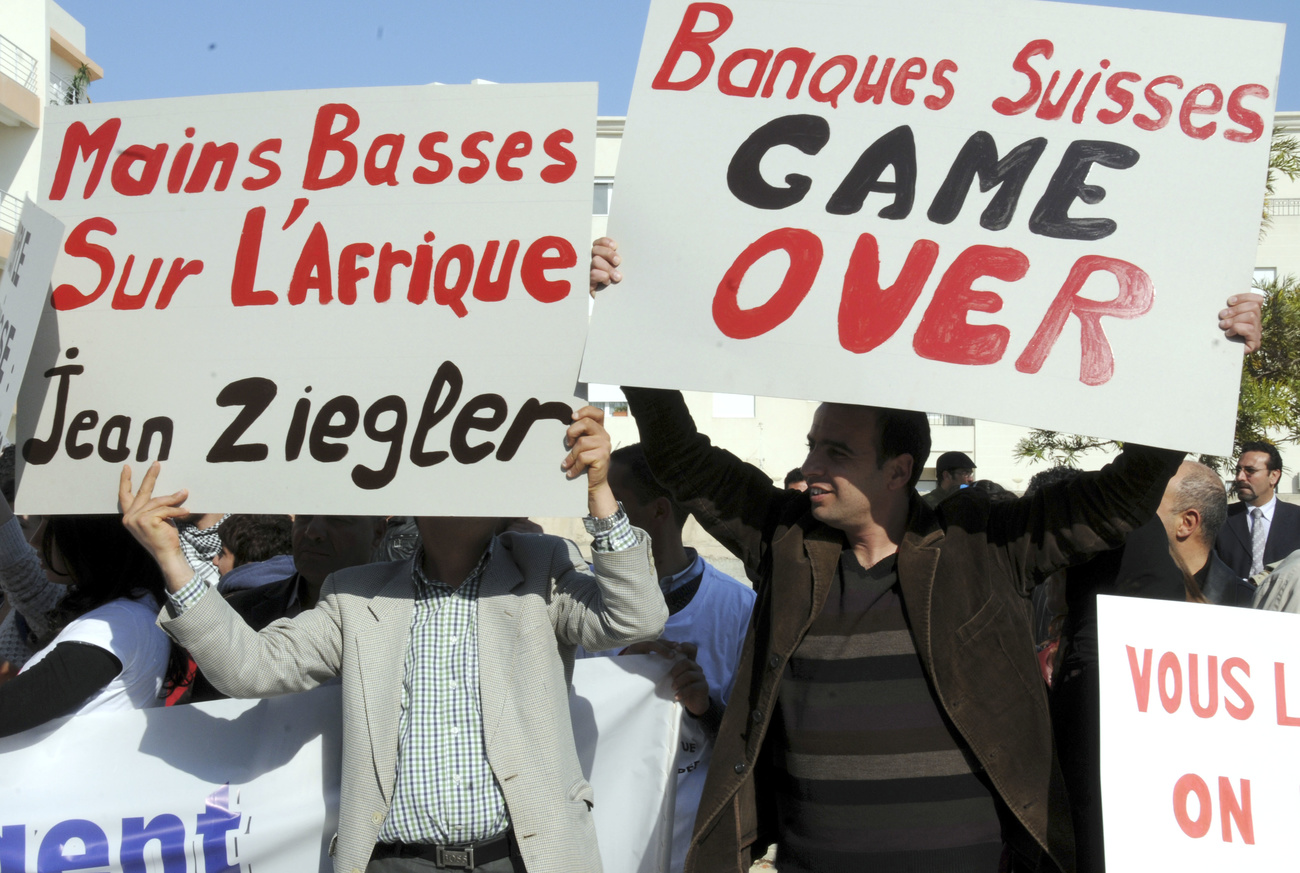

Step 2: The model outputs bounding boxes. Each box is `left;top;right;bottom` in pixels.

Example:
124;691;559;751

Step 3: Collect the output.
770;551;1005;872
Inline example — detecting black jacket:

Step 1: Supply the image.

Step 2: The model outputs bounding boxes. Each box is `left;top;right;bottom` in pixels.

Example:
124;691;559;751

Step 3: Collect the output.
187;574;304;702
1215;499;1300;580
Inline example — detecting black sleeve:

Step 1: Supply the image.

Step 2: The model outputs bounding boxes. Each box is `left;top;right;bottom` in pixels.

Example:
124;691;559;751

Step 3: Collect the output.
623;386;789;578
687;696;726;740
990;444;1184;596
0;641;123;737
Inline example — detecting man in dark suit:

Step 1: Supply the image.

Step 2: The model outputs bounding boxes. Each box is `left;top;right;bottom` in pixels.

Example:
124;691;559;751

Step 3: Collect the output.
1215;441;1300;580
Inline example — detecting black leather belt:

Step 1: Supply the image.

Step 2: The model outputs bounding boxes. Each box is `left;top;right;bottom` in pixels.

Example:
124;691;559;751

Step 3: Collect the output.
371;830;512;869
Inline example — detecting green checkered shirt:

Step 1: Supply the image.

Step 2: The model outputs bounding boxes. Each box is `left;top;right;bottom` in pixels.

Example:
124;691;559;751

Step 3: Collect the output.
379;544;505;843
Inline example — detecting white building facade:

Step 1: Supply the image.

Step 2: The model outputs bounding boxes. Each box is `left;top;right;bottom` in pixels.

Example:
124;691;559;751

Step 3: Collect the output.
0;0;101;259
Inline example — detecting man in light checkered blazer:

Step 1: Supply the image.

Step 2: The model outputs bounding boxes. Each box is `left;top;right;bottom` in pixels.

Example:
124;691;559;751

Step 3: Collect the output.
122;406;665;873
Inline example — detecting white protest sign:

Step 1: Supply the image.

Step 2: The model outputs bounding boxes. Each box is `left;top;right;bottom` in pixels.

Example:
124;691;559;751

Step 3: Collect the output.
581;0;1283;455
1098;595;1300;870
0;660;679;873
21;83;595;515
0;200;64;440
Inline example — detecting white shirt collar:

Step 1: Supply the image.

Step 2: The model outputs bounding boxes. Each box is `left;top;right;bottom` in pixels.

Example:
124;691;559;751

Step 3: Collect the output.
1250;493;1278;520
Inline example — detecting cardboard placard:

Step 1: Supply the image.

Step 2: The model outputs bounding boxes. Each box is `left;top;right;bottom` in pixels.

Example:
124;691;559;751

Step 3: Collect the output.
1098;595;1300;870
1;200;64;441
22;83;595;515
582;0;1283;455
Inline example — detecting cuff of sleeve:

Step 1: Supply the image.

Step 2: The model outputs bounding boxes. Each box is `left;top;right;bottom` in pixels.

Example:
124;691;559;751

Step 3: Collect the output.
167;575;209;614
584;504;637;552
687;697;725;739
188;559;220;588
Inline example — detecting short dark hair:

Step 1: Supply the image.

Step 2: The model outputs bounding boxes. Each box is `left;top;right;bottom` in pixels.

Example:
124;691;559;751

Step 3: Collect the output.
783;468;805;487
1239;441;1283;474
610;444;689;528
873;407;931;489
218;514;293;567
1025;465;1081;497
1171;462;1228;546
972;479;1015;503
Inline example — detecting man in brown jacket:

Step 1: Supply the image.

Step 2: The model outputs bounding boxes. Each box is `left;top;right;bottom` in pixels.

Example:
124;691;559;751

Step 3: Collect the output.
623;386;1189;873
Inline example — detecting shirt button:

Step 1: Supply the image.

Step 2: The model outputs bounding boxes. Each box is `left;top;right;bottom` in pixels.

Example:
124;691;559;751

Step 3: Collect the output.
371;812;383;824
734;762;747;775
768;654;781;669
751;709;763;723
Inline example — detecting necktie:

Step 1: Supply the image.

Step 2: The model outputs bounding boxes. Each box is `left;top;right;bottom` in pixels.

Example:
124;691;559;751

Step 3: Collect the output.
1250;506;1267;577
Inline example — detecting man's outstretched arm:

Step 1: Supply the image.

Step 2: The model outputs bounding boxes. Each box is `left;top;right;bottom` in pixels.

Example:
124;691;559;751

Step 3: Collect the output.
623;386;785;577
120;463;344;697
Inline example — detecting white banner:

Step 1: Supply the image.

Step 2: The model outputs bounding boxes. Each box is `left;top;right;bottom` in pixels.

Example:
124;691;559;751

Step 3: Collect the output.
572;655;682;873
0;658;679;873
581;0;1283;455
1;200;64;442
0;685;342;873
22;83;595;516
1098;595;1300;871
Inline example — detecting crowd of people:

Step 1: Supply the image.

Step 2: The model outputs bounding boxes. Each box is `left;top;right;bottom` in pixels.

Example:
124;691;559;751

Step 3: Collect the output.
0;240;1290;873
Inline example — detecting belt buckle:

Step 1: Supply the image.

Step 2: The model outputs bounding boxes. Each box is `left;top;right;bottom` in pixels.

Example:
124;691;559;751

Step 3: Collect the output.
436;845;474;869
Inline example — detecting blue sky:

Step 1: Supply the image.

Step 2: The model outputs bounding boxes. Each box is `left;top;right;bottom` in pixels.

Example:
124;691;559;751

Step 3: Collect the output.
60;0;1299;112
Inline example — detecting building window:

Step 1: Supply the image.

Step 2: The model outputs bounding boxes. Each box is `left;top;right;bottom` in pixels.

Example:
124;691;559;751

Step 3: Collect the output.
586;384;627;417
713;393;755;418
595;401;629;417
593;179;614;215
927;413;974;427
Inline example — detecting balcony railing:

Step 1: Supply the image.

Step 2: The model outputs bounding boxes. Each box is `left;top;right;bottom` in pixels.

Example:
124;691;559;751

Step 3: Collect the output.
49;71;89;105
0;34;38;94
1267;198;1300;217
927;413;974;427
0;188;22;236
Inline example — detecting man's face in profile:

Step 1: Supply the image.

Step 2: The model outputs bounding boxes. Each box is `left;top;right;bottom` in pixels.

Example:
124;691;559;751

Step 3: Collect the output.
942;468;975;490
1233;451;1278;506
292;515;380;586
